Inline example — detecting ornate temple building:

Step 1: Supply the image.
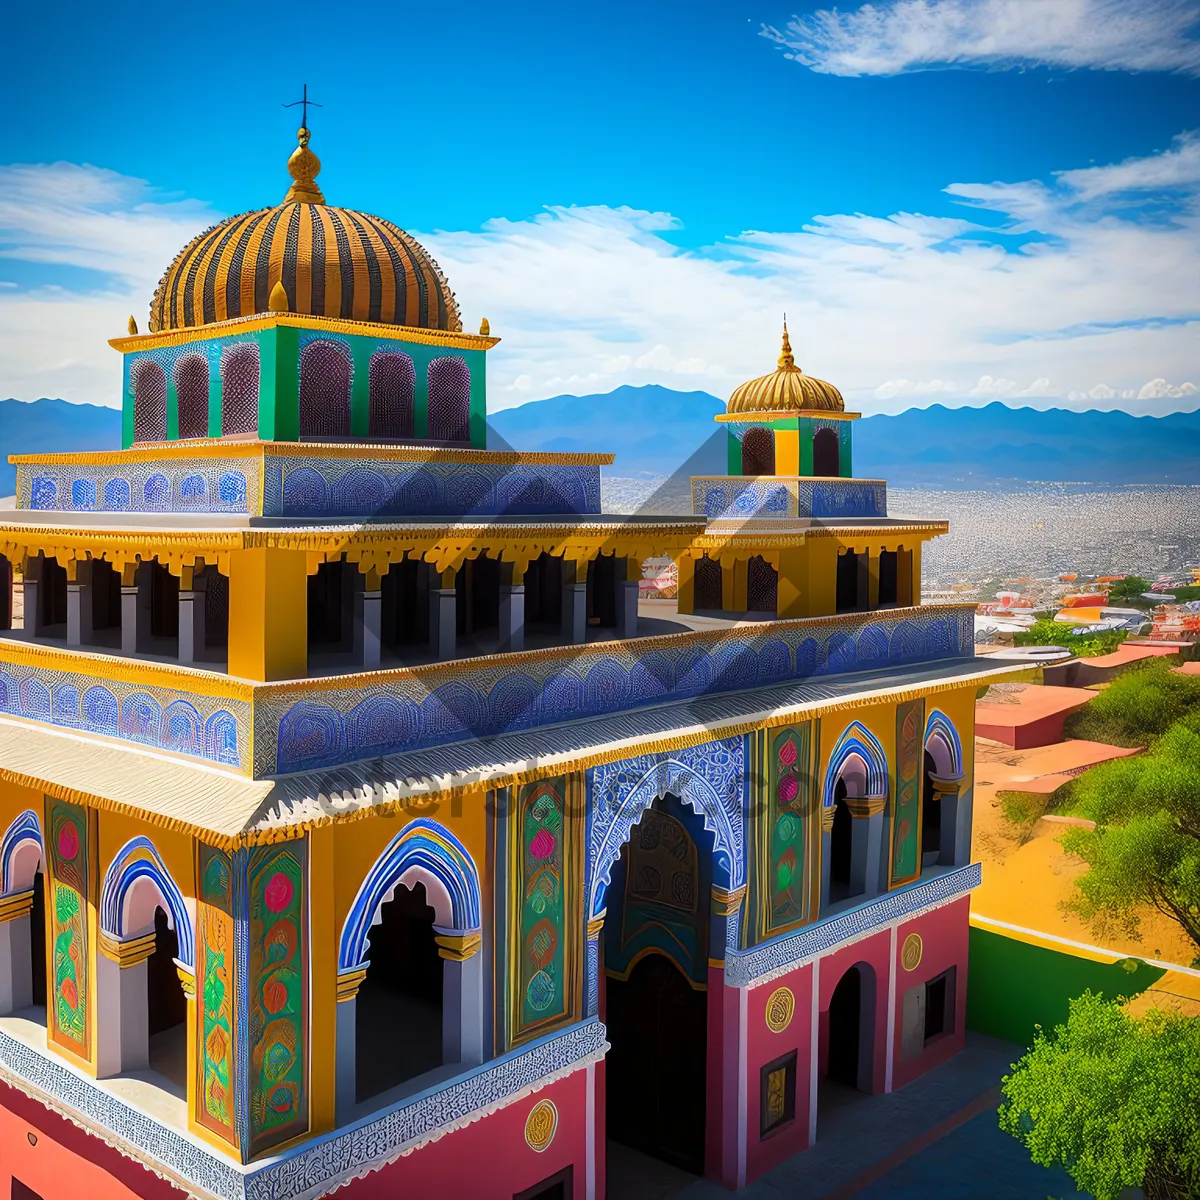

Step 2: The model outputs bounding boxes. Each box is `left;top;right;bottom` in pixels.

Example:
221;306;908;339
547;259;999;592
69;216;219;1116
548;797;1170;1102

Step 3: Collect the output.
0;127;1017;1200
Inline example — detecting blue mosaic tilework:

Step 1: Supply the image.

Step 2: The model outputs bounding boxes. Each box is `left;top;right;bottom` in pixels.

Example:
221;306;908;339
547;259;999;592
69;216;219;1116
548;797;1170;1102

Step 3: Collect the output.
263;455;602;518
691;476;887;520
19;459;256;515
258;605;975;777
0;660;248;770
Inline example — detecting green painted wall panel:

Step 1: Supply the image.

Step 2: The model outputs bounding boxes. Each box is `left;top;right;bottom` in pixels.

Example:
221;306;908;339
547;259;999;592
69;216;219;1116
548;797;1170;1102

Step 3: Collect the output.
121;357;134;449
270;327;299;441
965;926;1164;1047
468;348;487;448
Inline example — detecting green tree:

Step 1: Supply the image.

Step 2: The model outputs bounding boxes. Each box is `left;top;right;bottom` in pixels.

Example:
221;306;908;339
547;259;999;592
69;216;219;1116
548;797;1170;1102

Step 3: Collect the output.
1013;619;1126;658
1000;992;1200;1200
1060;719;1200;956
1105;575;1153;603
1064;661;1200;747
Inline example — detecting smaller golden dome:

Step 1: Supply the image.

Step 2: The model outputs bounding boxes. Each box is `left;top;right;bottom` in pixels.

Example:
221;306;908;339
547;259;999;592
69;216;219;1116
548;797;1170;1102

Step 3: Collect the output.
727;321;843;415
285;127;325;204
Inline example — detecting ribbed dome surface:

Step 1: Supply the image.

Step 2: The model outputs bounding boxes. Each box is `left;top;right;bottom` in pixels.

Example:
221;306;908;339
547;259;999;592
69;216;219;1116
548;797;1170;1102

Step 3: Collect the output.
149;203;461;333
727;324;843;415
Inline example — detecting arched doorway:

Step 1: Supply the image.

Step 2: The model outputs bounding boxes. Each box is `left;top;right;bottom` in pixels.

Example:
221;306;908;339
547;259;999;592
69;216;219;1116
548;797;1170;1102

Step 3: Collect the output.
741;427;775;476
828;779;853;903
746;555;778;615
368;349;416;439
147;906;187;1086
693;555;723;612
132;359;167;443
30;869;46;1011
220;343;260;436
825;963;875;1097
604;798;711;1179
921;750;941;864
813;428;839;477
300;339;352;438
428;357;471;443
354;882;443;1103
173;352;210;439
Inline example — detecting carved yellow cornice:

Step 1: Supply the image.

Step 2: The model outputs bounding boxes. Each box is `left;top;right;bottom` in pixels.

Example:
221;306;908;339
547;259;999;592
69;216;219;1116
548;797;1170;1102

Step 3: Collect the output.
11;441;614;469
585;913;606;940
434;930;482;961
0;889;34;923
711;884;747;916
845;794;888;818
99;929;157;967
108;311;500;355
336;967;368;1002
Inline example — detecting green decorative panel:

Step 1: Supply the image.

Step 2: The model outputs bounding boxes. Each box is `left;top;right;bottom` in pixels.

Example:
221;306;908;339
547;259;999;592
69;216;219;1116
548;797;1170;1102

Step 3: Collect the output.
891;698;926;886
762;723;814;937
45;798;90;1060
197;844;237;1147
247;841;308;1155
510;777;579;1045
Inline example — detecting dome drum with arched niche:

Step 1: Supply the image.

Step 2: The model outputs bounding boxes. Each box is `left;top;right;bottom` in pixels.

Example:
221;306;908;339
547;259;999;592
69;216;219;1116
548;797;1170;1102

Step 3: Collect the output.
149;128;461;335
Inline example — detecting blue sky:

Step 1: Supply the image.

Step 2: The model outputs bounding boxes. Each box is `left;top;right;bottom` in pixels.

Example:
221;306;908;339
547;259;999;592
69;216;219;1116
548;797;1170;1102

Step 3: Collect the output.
0;0;1198;413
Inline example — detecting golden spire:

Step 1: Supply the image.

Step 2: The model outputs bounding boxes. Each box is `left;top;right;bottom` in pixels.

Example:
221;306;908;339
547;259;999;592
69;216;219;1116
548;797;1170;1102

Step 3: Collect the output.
127;315;138;335
284;127;325;204
479;317;490;335
778;315;799;371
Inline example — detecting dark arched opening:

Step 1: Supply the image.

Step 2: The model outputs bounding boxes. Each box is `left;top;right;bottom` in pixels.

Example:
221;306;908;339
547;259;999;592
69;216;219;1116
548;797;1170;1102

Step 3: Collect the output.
221;343;260;436
829;778;852;904
147;906;187;1086
604;797;710;1180
174;353;210;439
922;750;941;863
300;339;352;439
355;882;443;1102
524;553;563;641
381;558;433;660
693;555;723;612
30;869;46;1010
586;553;618;632
203;568;230;661
836;550;860;613
427;357;471;443
148;561;179;652
368;350;415;440
456;553;502;650
741;427;775;476
132;359;167;444
34;553;67;639
827;967;861;1087
813;428;840;477
0;554;10;630
86;560;121;649
308;559;351;663
878;550;898;607
746;555;778;615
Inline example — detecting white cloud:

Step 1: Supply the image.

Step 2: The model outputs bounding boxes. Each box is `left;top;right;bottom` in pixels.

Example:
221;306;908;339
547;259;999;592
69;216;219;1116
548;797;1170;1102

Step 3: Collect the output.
0;141;1198;419
1056;131;1200;199
761;0;1200;77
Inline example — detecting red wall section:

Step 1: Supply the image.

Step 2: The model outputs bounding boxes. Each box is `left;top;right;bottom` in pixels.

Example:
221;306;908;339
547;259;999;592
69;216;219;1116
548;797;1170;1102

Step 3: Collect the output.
816;928;891;1095
0;1080;184;1199
743;962;814;1182
890;896;970;1091
339;1067;589;1200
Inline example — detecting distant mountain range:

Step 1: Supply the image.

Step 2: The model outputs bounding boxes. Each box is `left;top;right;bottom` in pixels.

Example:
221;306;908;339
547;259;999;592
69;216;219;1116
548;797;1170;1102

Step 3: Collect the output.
1;389;1197;493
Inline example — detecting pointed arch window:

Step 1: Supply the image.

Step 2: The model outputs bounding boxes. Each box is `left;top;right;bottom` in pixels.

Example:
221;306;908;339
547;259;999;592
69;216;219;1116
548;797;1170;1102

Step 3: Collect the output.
368;349;415;439
427;356;470;443
300;339;353;439
173;352;209;439
132;359;167;443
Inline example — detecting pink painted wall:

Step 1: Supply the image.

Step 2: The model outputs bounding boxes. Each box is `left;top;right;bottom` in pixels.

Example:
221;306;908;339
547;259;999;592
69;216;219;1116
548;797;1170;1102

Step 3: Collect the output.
743;961;814;1182
340;1067;589;1199
890;895;971;1091
816;928;891;1095
0;1080;184;1199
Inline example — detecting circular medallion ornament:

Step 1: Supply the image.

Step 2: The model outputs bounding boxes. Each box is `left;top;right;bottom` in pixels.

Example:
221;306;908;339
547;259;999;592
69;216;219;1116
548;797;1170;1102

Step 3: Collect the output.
902;933;923;972
525;1098;558;1152
765;986;795;1033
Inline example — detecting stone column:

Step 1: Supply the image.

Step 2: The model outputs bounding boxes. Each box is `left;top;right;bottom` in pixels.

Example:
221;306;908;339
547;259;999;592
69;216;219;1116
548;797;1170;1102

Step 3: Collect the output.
120;562;152;655
819;806;835;912
499;566;526;652
867;551;880;610
847;794;887;899
178;565;207;665
335;967;367;1123
66;561;93;648
95;929;157;1078
429;568;457;661
584;912;605;1018
562;561;587;644
353;569;382;669
616;565;640;640
20;563;39;637
0;890;35;1016
857;550;871;612
435;929;484;1067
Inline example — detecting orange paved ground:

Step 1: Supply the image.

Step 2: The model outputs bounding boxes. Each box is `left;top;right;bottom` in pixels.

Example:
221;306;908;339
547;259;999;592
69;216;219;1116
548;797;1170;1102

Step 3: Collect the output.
970;736;1200;996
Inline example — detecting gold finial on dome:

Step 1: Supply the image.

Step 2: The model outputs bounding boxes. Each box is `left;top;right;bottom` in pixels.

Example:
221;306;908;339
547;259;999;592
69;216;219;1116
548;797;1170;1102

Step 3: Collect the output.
479;317;490;335
268;281;290;312
778;316;796;370
284;127;326;205
127;315;138;335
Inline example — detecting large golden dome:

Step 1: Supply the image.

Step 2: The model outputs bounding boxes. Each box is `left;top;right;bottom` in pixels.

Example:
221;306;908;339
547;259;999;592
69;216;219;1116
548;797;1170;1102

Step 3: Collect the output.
149;128;461;334
727;323;843;414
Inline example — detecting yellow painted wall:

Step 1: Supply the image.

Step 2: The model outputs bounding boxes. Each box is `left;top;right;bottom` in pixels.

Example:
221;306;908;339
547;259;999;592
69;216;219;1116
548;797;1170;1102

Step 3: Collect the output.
227;548;308;682
97;810;196;907
775;429;800;476
676;556;695;615
0;779;44;852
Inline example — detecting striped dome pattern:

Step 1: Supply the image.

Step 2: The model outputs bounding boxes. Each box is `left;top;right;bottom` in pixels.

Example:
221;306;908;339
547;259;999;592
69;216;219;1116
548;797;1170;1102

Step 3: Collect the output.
149;203;461;334
727;323;844;415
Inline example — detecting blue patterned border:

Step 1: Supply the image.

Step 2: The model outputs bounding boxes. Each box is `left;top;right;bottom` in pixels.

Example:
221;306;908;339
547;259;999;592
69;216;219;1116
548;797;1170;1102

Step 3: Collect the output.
723;862;981;987
0;660;248;771
259;606;975;777
0;1018;606;1200
263;456;601;519
20;459;254;515
691;476;887;520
